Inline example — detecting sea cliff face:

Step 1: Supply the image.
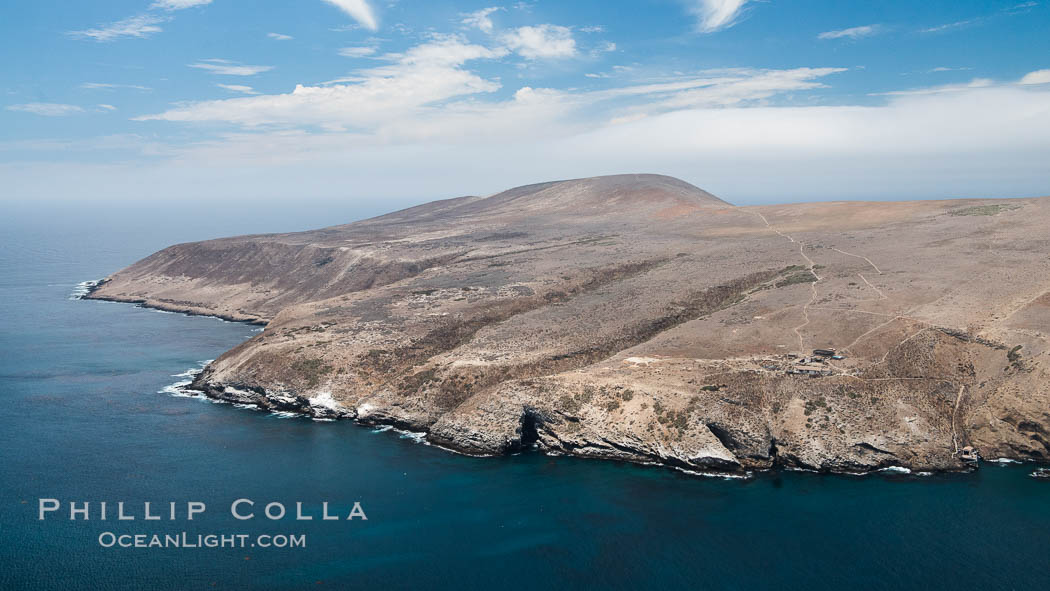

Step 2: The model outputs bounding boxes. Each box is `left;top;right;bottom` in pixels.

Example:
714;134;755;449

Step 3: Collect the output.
87;174;1050;474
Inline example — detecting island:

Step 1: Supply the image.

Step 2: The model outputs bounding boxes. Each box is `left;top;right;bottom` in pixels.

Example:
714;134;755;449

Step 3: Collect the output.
86;174;1050;475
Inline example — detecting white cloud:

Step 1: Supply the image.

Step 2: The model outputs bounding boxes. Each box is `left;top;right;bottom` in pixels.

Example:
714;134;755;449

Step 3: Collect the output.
928;67;972;73
26;82;1048;208
268;32;294;41
96;104;118;111
6;103;84;116
321;0;378;31
580;25;605;33
686;0;751;33
875;78;995;96
501;25;576;59
462;7;502;34
818;25;881;40
150;0;212;10
23;27;1050;208
140;36;509;129
338;46;377;58
68;15;166;42
920;20;976;34
9;81;1050;211
189;59;274;76
1020;69;1050;85
80;82;152;91
603;68;846;111
137;49;843;146
1005;1;1038;13
218;84;259;95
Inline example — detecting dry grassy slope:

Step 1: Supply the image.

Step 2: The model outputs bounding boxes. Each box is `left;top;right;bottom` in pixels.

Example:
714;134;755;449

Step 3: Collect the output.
87;175;1050;473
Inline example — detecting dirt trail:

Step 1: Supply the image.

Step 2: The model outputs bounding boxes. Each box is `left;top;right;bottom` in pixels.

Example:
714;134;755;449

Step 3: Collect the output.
830;247;882;274
751;211;821;352
858;274;888;301
952;385;966;453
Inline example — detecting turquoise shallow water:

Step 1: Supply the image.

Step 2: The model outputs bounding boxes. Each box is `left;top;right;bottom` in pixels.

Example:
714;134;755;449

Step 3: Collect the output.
1;211;1048;590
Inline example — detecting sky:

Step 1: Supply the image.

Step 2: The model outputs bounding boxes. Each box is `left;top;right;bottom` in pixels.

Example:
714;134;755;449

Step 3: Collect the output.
3;0;1050;212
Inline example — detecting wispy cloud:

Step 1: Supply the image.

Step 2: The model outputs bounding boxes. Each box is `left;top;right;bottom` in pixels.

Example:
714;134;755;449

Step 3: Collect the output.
267;32;294;41
137;35;841;136
1004;1;1039;14
80;82;153;91
96;104;118;111
68;0;209;42
462;7;502;34
189;59;274;76
920;20;976;34
595;67;847;112
501;25;576;59
928;66;972;73
321;0;378;31
818;25;881;40
686;0;752;33
217;84;259;95
68;14;166;42
138;36;511;129
338;46;377;58
6;103;85;116
918;2;1038;35
876;69;1050;95
874;78;996;96
150;0;212;10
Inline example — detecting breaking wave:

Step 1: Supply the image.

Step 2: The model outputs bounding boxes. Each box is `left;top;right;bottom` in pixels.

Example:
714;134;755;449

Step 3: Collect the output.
69;280;100;300
157;360;213;398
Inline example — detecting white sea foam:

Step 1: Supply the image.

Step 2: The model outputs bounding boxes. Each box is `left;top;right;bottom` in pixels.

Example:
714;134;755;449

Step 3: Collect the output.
159;382;188;395
991;458;1021;465
674;467;752;480
397;430;429;444
366;425;430;444
879;466;912;474
158;360;214;397
69;280;100;300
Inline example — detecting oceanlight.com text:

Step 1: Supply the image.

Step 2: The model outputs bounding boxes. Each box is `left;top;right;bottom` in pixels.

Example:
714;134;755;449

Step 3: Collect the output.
97;532;306;549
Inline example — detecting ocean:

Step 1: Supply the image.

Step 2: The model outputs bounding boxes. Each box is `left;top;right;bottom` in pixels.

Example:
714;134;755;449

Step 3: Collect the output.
1;207;1048;590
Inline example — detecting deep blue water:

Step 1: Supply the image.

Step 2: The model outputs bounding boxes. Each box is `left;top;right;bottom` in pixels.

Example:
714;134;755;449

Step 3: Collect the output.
1;210;1048;590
